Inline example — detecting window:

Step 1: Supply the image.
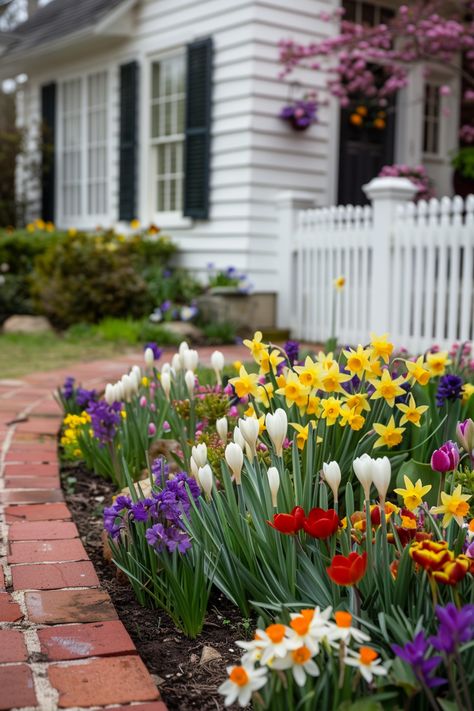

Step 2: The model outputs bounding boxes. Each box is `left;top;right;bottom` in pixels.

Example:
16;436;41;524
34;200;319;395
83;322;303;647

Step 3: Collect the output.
343;1;394;27
150;54;185;214
423;82;441;155
59;71;109;221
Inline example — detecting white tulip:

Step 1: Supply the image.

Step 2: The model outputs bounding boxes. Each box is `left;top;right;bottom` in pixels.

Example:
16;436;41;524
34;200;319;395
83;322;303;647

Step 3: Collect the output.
211;350;225;382
238;417;260;461
267;466;280;507
161;371;171;399
322;461;341;502
185;369;195;397
265;409;287;457
233;426;246;450
191;443;208;468
183;348;199;372
115;381;125;402
216;416;228;442
353;453;374;501
130;366;141;392
372;457;391;504
171;353;182;372
144;348;154;367
198;464;213;499
225;442;244;484
105;383;115;406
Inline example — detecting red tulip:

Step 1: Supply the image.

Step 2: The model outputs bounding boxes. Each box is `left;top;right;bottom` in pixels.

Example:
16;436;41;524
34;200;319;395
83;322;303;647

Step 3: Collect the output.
326;551;367;586
303;508;339;539
267;506;305;534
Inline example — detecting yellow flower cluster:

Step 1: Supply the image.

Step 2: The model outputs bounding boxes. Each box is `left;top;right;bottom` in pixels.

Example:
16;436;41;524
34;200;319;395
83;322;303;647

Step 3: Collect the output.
229;332;447;451
60;412;91;458
26;219;55;233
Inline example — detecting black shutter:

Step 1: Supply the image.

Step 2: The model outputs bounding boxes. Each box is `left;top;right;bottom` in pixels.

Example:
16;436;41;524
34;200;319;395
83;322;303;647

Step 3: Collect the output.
40;82;56;223
118;61;139;221
184;37;213;219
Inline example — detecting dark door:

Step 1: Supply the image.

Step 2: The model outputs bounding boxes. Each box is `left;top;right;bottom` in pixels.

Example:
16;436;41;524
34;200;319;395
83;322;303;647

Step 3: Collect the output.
337;101;396;205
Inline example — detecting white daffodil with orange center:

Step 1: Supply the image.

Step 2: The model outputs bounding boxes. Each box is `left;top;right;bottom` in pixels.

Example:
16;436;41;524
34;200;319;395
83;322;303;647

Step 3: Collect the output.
328;611;370;646
242;623;292;666
218;663;267;707
369;370;406;408
286;609;320;655
272;645;320;687
344;646;388;683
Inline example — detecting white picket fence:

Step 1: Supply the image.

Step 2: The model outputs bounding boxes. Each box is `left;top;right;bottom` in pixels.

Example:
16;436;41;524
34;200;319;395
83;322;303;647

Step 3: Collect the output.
276;177;474;351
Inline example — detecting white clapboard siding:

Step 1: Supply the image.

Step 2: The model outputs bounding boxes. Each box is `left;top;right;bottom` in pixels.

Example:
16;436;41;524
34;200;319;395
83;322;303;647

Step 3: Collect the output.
288;178;474;349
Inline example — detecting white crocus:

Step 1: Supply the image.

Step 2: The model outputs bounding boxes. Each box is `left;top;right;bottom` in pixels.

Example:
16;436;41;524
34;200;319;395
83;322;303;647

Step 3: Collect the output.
178;340;189;368
161;371;171;399
144;348;154;367
161;362;171;375
216;416;228;442
322;461;341;502
183;348;199;372
185;369;195;397
352;453;374;501
238;417;260;461
372;456;391;504
171;353;182;372
190;457;198;478
225;442;244;484
233;426;246;450
211;350;225;382
198;464;213;499
121;374;134;402
104;383;115;406
265;409;287;457
267;466;280;507
218;664;268;708
115;381;125;402
191;443;208;468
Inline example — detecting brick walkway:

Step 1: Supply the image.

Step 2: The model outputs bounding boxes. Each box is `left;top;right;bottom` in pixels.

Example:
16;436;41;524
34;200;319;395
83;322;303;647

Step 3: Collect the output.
0;345;249;711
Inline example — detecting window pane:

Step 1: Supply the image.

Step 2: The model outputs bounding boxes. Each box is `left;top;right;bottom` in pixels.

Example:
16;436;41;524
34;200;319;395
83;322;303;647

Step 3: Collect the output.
86;71;108;215
152;63;160;100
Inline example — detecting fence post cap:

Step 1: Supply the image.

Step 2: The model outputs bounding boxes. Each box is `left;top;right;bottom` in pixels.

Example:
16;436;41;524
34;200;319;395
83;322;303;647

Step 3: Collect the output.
362;176;418;202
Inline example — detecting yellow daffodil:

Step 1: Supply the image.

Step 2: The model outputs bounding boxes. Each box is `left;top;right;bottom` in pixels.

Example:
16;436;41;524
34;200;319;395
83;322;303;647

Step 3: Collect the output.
333;276;345;290
369;370;406;408
426;351;451;377
256;382;274;407
320;397;341;426
243;331;267;363
431;485;471;527
339;405;365;431
130;218;141;230
366;356;383;378
259;348;285;375
35;218;45;230
305;395;321;416
320;363;351;393
290;422;310;450
369;332;393;363
405;355;431;386
462;383;474;404
343;392;370;414
316;351;336;370
373;416;405;448
396;394;428;427
26;222;35;232
394;475;432;510
233;360;242;372
244;403;256;418
343;345;372;375
294;356;322;388
229;365;259;398
141;376;149;387
275;371;310;408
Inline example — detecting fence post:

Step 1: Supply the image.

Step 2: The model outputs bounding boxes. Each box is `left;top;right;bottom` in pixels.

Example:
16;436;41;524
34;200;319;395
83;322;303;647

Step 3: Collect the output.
275;191;316;331
362;177;418;335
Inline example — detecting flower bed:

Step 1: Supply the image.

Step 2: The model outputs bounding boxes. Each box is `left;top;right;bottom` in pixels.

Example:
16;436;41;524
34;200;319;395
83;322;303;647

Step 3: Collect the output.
58;335;474;709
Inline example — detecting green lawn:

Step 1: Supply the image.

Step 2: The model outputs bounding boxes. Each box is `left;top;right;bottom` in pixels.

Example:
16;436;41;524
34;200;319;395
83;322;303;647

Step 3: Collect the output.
0;332;139;379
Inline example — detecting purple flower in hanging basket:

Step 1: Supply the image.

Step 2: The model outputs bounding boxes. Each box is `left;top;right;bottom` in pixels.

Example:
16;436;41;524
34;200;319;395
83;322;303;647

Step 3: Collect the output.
279;97;318;130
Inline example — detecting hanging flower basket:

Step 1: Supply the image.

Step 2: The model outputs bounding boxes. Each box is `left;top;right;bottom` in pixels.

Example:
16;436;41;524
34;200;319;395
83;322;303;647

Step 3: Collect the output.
279;96;317;131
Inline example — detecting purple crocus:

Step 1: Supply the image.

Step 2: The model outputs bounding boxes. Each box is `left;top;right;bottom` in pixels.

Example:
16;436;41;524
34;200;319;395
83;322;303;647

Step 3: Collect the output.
436;374;463;407
457;419;474;461
62;376;75;400
143;342;162;361
429;603;474;656
284;340;300;367
76;387;97;409
392;631;446;689
430;441;460;473
131;498;155;522
87;400;122;445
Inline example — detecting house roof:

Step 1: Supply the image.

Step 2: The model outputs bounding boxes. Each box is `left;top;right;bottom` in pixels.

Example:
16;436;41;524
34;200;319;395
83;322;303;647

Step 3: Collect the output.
0;0;129;58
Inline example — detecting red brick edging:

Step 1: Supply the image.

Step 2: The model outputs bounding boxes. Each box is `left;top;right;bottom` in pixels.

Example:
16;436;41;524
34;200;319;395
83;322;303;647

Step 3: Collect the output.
0;356;172;711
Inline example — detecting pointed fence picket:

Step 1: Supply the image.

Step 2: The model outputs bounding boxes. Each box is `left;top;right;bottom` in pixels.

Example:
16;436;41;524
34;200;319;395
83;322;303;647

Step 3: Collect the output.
279;177;474;350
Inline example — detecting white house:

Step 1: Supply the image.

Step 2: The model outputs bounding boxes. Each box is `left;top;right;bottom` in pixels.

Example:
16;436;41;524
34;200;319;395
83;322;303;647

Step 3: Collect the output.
0;0;463;322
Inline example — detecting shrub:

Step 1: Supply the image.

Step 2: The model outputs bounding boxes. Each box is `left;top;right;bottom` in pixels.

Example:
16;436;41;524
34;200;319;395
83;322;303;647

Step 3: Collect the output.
30;231;175;329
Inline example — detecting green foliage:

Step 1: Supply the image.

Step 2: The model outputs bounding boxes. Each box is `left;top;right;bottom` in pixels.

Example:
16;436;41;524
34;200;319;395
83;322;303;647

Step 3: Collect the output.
201;321;237;344
143;264;202;306
452;147;474;180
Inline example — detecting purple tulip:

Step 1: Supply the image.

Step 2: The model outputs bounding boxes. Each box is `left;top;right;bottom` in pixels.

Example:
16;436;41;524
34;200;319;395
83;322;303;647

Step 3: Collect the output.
430;441;460;473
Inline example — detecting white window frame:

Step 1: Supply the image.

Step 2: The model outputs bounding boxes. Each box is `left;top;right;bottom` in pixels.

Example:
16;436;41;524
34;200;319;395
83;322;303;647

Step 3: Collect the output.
56;67;112;229
146;49;190;228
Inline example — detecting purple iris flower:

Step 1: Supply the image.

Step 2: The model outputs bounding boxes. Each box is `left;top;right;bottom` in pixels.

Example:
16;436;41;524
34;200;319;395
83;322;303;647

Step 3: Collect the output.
430;441;460;473
436;374;463;407
87;400;122;445
131;498;155;522
62;376;75;400
143;342;162;361
392;632;446;689
76;387;97;408
284;340;300;367
429;603;474;656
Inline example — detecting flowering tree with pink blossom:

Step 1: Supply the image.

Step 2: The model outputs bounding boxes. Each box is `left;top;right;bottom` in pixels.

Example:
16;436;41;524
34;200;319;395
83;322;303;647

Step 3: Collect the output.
279;1;474;143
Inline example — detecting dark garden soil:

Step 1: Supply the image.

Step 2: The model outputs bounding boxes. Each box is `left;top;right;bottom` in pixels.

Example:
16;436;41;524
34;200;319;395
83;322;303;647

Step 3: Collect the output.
61;461;249;711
